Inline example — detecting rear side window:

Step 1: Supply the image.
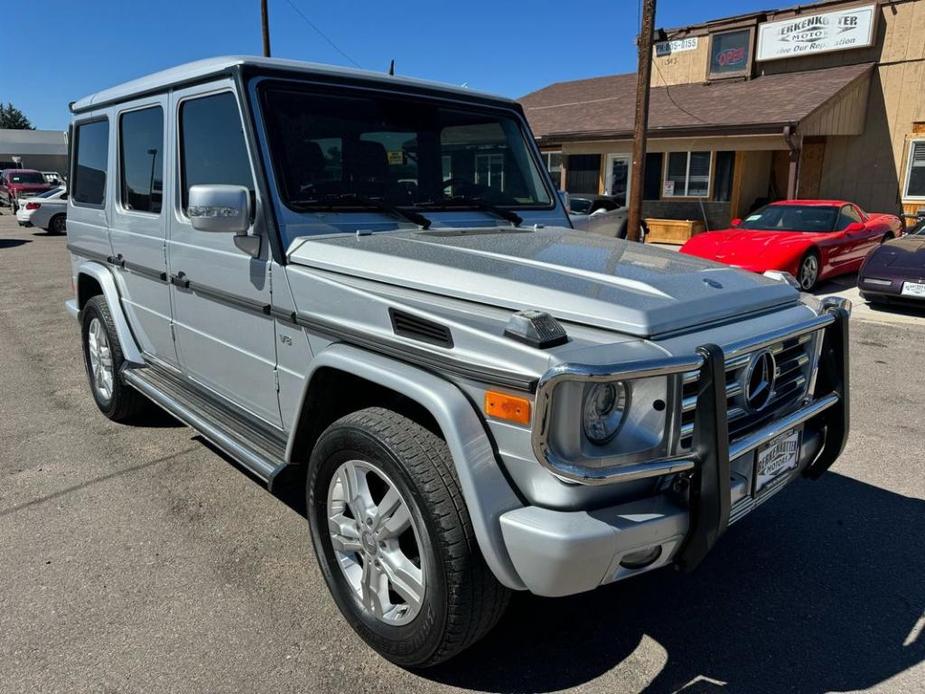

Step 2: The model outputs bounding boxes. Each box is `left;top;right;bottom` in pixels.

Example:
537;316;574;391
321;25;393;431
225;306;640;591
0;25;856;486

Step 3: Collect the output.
73;120;109;206
120;106;164;214
179;92;254;211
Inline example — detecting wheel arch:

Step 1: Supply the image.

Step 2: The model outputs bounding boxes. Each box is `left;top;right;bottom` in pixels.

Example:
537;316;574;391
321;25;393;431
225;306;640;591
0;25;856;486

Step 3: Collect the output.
285;343;526;590
75;261;144;365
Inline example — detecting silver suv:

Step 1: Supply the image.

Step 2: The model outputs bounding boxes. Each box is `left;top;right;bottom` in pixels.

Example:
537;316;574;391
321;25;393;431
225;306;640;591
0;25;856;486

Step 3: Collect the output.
65;56;849;667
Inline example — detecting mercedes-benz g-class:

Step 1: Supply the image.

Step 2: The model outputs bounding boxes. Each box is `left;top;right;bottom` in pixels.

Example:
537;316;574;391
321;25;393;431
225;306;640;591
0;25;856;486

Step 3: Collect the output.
65;57;849;667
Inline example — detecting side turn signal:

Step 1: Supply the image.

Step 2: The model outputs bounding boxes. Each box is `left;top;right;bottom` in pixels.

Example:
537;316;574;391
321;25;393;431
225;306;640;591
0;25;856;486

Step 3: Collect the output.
484;391;531;425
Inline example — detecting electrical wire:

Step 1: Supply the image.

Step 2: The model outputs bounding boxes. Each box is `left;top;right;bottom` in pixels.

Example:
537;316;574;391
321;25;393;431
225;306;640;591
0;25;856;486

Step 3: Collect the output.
652;54;712;125
283;0;363;68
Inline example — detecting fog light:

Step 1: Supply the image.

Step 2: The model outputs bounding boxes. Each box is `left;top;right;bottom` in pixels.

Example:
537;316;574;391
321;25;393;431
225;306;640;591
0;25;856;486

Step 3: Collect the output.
619;545;662;570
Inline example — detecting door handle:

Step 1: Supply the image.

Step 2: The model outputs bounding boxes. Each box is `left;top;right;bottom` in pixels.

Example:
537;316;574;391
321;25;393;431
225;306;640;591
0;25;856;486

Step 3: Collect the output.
170;271;190;289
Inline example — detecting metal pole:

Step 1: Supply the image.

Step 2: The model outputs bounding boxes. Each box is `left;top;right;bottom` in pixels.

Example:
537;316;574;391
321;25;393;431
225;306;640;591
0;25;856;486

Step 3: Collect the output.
627;0;657;243
261;0;271;57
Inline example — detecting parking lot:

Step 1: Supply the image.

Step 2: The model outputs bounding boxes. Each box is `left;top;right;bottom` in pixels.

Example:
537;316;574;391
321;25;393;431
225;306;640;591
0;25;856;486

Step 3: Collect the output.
1;211;924;694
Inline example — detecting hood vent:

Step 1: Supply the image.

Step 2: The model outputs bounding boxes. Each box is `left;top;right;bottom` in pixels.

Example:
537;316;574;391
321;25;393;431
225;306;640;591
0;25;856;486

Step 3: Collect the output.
389;309;454;348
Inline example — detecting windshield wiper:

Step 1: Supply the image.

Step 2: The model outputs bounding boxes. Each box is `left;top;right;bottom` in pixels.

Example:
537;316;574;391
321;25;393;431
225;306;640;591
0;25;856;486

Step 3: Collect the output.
289;193;432;229
420;196;523;227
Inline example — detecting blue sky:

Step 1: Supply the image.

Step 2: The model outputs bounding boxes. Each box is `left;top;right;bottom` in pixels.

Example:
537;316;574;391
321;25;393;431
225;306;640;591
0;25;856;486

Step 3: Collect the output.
9;0;774;130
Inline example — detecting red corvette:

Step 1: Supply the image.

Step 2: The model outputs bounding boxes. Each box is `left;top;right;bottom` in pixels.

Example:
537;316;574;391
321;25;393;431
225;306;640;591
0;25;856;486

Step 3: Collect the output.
680;200;903;290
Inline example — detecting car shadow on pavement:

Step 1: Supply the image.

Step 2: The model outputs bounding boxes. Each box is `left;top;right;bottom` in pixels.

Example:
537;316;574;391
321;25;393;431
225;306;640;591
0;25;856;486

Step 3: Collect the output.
0;238;32;249
424;473;925;693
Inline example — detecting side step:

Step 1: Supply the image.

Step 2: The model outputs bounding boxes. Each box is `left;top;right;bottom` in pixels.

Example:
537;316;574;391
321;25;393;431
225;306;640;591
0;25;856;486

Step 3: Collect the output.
122;364;288;484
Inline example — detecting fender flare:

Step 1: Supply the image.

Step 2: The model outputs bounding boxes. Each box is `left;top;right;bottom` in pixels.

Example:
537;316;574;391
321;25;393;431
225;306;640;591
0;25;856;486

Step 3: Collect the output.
75;260;145;366
288;343;527;591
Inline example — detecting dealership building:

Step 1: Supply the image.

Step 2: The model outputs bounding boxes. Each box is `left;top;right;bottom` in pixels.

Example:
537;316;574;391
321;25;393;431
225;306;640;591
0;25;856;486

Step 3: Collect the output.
521;0;925;230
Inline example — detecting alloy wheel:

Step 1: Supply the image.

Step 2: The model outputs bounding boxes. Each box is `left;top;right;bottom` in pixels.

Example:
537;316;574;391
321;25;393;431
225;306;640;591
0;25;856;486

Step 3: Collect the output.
87;317;114;402
326;459;425;626
799;255;819;290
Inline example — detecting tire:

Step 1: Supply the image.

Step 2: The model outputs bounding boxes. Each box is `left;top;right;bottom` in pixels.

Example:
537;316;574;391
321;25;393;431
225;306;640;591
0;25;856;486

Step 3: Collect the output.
306;407;510;667
882;232;894;243
797;249;820;291
80;295;148;422
48;214;66;235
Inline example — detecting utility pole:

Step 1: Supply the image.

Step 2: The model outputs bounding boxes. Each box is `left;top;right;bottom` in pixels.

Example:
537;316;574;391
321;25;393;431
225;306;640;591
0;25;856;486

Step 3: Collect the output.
627;0;656;243
261;0;271;57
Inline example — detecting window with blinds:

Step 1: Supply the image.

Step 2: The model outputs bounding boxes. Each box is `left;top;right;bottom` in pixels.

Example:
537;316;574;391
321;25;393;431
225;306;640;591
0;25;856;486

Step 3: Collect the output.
905;141;925;198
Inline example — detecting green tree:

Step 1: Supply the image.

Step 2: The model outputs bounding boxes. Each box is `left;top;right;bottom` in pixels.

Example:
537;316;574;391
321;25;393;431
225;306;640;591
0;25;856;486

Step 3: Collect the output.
0;103;34;129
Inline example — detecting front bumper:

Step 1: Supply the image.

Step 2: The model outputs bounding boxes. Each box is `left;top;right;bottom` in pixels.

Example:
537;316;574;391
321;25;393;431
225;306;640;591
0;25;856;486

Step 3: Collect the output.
501;306;849;597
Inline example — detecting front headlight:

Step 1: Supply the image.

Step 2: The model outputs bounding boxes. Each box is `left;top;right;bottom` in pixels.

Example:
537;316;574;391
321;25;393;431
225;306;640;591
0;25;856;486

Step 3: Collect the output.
582;382;629;444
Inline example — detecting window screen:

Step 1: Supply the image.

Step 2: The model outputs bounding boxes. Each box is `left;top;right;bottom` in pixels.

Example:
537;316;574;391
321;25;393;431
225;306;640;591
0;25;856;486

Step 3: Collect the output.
179;92;254;210
120;106;163;214
73;120;109;206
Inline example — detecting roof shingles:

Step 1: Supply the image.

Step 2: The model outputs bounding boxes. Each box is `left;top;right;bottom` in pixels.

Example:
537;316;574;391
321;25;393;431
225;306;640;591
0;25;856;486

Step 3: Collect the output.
520;63;873;141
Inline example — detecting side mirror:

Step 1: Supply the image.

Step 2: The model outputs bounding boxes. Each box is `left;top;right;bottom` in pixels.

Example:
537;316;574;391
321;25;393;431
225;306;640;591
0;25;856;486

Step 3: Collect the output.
188;184;251;234
844;221;864;234
730;218;742;227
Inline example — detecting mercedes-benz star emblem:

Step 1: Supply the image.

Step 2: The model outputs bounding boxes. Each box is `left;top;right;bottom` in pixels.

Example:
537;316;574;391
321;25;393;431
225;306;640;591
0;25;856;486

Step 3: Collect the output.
744;350;776;412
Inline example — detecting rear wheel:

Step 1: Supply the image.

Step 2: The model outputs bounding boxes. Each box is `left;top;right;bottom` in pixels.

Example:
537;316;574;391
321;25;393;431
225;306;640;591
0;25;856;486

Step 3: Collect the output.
307;407;509;667
48;214;67;235
80;296;148;422
797;250;820;291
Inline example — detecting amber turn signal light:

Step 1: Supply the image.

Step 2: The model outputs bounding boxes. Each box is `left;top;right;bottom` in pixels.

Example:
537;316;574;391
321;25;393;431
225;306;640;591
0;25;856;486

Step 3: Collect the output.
484;391;531;425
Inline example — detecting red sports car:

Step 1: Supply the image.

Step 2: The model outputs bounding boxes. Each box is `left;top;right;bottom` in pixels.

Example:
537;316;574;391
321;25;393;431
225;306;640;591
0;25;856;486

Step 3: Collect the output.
680;200;903;290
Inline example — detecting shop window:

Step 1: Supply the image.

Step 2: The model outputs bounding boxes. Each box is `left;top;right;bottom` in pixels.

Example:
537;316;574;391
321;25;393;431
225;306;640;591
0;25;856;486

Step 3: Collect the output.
542;151;562;189
708;28;753;80
713;151;736;202
566;154;601;195
904;140;925;199
665;151;712;197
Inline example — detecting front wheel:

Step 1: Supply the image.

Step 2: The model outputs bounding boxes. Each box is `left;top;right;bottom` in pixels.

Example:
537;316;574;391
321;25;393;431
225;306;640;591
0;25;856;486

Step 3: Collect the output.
797;250;820;291
306;407;509;667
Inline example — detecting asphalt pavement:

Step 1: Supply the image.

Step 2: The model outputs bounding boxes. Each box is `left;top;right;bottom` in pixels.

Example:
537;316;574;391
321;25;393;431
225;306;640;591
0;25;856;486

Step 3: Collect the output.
2;213;924;694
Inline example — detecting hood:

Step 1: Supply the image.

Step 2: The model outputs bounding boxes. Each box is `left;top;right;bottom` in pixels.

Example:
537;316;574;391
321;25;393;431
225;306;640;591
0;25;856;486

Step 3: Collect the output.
288;227;797;337
865;235;925;272
682;229;818;268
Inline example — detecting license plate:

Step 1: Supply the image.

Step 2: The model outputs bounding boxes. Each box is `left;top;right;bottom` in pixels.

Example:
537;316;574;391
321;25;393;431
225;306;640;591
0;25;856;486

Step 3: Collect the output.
755;428;801;494
901;281;925;297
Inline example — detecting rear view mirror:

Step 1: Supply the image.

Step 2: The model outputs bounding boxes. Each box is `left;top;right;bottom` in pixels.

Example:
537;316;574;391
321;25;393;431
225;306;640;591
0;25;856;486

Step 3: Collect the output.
188;184;251;234
844;221;864;234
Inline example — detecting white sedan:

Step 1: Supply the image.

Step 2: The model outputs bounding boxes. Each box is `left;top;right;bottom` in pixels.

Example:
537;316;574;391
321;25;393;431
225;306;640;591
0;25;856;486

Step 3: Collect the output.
16;187;68;234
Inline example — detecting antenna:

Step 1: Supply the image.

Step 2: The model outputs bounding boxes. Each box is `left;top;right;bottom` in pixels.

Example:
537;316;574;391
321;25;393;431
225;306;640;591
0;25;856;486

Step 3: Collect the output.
388;59;395;76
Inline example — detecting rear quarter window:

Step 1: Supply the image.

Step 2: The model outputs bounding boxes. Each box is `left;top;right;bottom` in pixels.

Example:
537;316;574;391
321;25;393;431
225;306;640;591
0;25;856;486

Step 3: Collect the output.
72;120;110;206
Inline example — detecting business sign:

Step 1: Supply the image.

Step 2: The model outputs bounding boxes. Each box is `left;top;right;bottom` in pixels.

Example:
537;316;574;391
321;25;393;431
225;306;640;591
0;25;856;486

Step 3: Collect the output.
757;4;877;62
655;37;698;57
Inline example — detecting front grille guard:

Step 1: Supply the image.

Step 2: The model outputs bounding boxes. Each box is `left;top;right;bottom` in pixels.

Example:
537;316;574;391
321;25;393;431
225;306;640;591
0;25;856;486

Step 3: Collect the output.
530;305;850;571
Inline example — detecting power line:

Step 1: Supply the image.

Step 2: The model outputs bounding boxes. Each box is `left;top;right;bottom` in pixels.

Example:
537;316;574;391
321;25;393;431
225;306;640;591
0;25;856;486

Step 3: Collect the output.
652;56;712;125
283;0;362;69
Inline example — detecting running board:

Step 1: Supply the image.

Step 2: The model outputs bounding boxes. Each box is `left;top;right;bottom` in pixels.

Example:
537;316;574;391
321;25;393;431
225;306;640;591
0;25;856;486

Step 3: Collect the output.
122;365;288;484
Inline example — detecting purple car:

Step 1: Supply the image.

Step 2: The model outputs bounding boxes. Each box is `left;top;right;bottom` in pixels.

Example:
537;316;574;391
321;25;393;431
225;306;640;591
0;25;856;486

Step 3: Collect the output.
858;222;925;305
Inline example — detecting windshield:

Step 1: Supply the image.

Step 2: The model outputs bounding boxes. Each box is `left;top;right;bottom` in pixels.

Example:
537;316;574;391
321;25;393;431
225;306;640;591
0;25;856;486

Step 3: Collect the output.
8;171;45;184
260;84;552;214
739;204;837;232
